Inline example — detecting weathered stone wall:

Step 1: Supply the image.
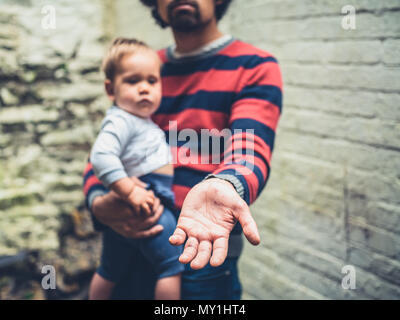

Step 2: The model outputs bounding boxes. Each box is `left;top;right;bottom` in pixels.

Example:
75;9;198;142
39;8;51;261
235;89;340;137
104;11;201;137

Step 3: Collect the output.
0;0;111;299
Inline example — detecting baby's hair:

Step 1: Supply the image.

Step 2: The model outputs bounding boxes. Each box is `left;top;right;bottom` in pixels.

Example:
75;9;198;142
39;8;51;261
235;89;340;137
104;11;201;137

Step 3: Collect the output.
101;37;156;81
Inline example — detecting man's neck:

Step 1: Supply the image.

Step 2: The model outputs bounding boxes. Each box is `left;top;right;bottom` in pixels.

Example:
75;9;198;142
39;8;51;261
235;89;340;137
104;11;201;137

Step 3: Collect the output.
172;19;224;54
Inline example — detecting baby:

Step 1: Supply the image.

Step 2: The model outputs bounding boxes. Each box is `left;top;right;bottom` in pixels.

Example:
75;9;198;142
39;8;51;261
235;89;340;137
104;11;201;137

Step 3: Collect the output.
89;38;183;300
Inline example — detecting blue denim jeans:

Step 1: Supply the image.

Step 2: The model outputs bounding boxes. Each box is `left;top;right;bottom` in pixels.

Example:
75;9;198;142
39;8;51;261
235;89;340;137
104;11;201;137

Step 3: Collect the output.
97;173;184;283
110;255;242;300
182;257;242;300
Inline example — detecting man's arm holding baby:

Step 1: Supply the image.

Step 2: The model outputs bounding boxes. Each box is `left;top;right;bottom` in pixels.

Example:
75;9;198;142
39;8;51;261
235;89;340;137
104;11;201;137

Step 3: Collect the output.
90;186;164;239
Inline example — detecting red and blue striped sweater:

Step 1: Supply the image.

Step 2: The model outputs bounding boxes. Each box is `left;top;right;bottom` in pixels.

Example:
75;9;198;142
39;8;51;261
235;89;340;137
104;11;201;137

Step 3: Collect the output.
83;37;283;243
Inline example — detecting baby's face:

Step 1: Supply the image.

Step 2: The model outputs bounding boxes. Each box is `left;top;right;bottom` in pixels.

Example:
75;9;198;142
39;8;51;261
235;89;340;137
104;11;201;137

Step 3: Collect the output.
109;50;162;118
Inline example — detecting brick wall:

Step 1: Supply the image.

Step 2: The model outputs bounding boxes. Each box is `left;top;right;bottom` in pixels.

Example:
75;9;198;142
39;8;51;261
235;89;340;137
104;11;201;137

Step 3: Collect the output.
225;0;400;299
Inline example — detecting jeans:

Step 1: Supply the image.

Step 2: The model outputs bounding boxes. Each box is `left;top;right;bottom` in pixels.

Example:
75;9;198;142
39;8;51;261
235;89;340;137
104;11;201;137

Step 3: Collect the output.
97;173;183;284
97;206;184;283
182;257;242;300
110;255;242;300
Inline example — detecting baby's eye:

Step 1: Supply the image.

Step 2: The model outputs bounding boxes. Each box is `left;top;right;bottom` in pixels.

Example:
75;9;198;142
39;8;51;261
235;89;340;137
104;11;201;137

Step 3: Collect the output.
126;78;139;84
148;77;158;84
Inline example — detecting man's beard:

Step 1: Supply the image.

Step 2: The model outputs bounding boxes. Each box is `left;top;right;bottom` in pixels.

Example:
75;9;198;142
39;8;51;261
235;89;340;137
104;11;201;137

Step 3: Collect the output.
167;1;203;32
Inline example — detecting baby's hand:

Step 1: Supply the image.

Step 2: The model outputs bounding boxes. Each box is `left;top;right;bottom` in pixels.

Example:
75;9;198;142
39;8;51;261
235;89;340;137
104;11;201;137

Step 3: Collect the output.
126;186;155;216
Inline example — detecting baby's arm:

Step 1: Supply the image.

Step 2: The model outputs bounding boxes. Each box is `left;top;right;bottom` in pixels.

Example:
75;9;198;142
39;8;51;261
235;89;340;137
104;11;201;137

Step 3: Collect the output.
110;177;154;216
90;114;154;215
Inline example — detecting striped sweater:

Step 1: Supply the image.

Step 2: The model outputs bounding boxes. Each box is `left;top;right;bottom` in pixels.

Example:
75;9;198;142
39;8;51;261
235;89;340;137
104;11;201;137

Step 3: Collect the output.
83;36;283;247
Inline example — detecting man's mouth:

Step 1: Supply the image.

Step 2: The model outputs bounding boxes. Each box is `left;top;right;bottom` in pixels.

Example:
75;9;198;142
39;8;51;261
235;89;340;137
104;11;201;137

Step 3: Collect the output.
173;4;195;13
170;1;197;15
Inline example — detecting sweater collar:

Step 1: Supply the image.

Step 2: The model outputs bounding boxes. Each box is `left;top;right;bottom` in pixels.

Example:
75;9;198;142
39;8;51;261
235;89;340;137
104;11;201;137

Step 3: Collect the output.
166;34;234;63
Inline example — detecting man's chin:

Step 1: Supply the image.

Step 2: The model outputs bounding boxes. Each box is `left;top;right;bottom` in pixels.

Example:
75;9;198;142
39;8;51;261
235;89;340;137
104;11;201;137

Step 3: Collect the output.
171;21;201;32
169;14;201;32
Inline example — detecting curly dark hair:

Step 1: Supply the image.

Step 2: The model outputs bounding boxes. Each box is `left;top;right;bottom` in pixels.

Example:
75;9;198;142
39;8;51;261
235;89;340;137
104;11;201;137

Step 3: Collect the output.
139;0;233;28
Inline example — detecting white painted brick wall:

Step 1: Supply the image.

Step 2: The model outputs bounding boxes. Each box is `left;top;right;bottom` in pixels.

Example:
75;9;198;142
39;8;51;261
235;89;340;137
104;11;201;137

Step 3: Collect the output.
226;0;400;299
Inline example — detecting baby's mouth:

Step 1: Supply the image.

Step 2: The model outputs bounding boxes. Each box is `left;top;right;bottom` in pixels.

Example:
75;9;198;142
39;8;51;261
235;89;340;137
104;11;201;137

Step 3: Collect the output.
138;99;153;106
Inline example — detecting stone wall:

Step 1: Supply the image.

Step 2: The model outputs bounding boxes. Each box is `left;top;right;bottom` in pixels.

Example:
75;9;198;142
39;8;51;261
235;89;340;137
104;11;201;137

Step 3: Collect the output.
0;0;110;299
1;0;399;300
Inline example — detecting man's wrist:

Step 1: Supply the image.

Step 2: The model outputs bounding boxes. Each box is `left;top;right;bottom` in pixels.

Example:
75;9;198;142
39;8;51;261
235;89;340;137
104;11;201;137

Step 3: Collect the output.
91;193;106;214
88;190;108;211
203;173;245;200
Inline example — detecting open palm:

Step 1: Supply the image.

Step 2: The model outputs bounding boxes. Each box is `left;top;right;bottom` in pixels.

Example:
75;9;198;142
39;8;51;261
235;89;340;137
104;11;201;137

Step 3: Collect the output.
169;178;260;269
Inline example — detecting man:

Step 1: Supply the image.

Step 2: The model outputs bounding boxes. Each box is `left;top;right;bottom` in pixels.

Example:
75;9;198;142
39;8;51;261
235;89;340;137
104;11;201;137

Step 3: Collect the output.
83;0;282;299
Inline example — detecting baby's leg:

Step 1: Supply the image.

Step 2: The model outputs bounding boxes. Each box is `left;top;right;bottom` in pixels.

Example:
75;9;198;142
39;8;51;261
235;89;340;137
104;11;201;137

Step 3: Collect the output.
91;229;136;299
136;206;184;300
155;274;181;300
89;272;116;300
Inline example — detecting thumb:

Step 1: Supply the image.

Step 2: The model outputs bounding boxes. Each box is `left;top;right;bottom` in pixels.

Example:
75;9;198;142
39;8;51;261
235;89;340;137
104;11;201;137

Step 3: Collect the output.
234;202;260;246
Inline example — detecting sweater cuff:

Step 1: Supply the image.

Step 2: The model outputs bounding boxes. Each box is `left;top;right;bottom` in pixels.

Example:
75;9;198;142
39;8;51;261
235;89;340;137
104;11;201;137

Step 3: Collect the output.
204;173;245;200
87;189;108;211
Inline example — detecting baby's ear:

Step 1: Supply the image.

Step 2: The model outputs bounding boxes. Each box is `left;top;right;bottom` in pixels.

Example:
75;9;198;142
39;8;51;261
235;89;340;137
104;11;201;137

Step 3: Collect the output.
104;79;115;101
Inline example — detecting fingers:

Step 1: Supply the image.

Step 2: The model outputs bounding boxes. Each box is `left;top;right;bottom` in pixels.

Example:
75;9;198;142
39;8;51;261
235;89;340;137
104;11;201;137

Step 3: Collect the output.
190;240;212;270
140;203;163;228
140;202;152;216
210;237;228;267
145;197;154;215
150;202;163;222
152;196;161;214
127;204;164;229
169;227;187;246
133;224;164;238
131;203;141;217
235;204;260;246
146;189;155;203
177;237;228;268
178;236;198;264
116;223;164;239
146;196;154;207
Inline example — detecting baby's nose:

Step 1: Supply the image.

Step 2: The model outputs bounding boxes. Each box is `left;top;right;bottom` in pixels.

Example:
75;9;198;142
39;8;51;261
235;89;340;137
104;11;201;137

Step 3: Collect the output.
138;83;150;94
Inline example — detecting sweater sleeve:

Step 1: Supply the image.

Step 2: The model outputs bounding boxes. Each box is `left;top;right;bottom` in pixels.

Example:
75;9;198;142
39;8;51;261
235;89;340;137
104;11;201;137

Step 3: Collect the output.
206;55;283;205
83;113;133;230
90;115;132;188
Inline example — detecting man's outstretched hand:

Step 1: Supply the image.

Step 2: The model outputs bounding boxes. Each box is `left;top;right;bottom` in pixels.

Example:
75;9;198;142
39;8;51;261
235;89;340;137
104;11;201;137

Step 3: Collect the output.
169;178;260;270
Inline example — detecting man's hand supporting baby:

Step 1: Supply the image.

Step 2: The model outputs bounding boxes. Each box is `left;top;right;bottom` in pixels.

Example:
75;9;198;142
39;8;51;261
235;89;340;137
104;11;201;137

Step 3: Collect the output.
92;177;164;239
